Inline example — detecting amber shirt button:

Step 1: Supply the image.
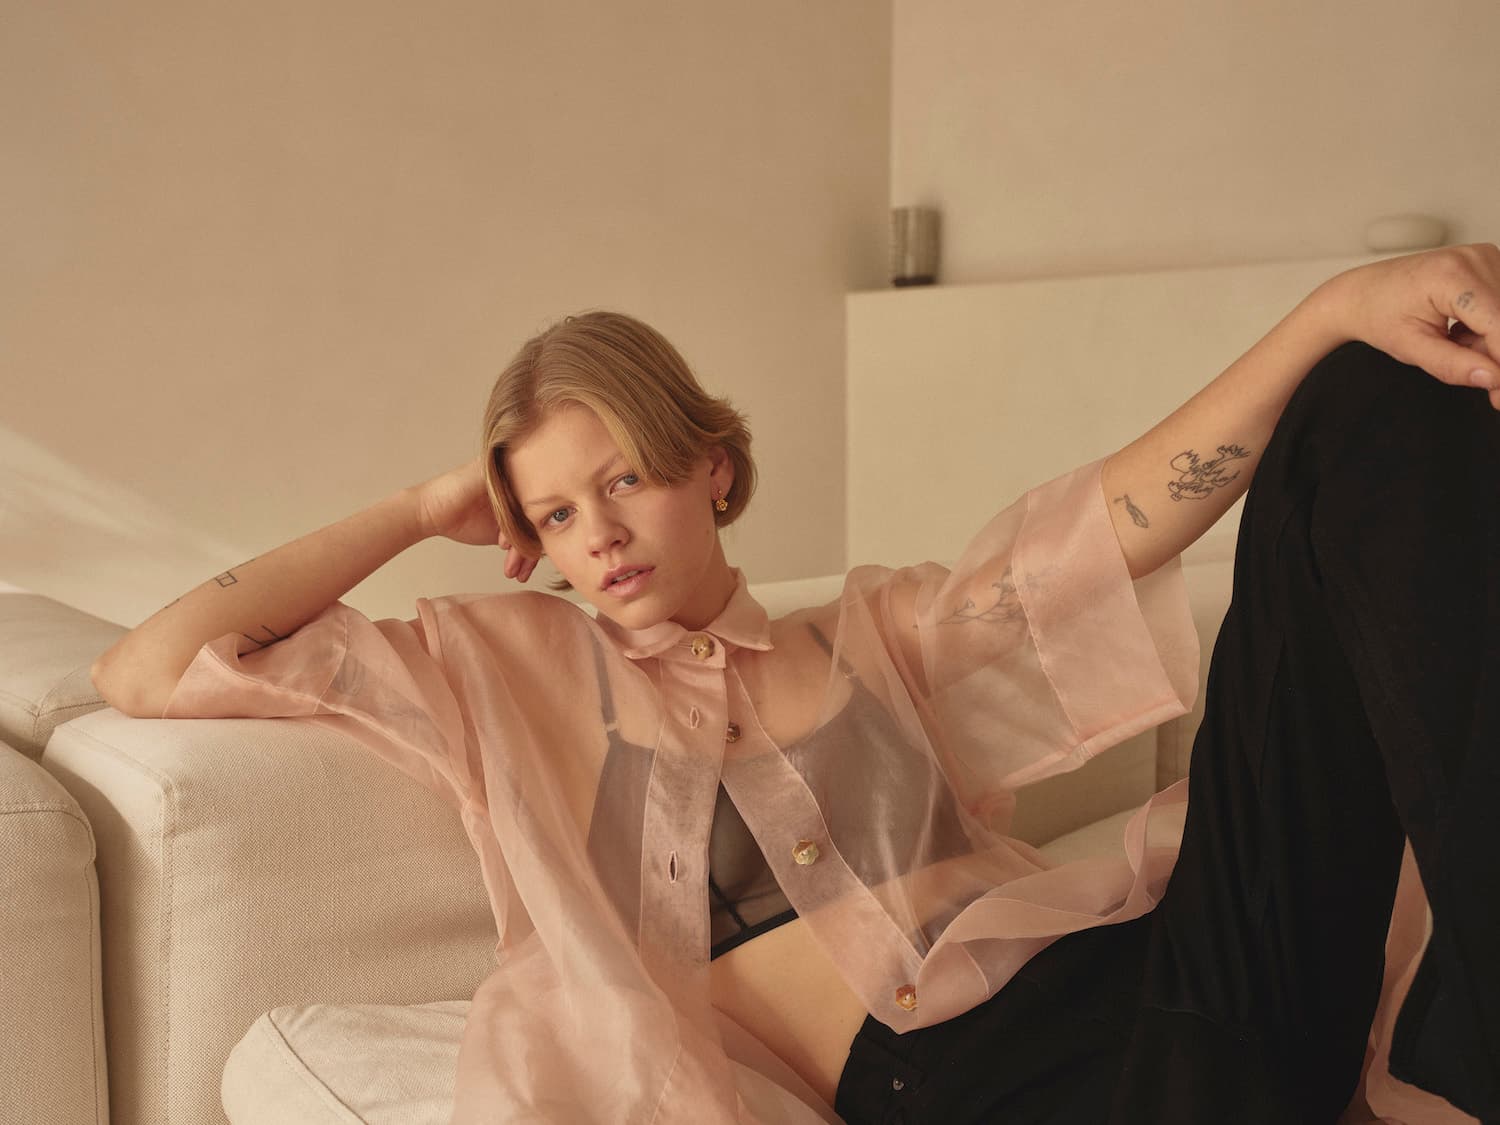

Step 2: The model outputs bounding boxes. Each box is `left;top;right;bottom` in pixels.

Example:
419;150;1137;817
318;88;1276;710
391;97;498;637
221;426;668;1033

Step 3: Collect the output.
690;635;715;660
725;722;741;743
895;984;918;1011
791;839;820;866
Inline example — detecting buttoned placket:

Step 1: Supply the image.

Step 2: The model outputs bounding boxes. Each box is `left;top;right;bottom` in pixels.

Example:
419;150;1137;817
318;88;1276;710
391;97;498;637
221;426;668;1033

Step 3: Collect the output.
718;664;928;1030
635;634;731;978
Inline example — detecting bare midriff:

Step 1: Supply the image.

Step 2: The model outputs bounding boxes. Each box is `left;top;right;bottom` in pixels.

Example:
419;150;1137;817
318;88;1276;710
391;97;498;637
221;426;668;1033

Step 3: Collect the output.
708;915;871;1110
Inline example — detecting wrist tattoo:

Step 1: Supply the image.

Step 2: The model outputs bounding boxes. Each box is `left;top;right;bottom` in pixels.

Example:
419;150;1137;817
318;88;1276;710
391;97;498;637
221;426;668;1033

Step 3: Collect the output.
1114;494;1150;528
1168;444;1250;502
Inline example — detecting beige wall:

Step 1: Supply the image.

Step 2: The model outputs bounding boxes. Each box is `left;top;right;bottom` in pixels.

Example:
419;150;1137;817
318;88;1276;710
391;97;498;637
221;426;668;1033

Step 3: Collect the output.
893;0;1500;283
2;1;890;625
846;254;1376;571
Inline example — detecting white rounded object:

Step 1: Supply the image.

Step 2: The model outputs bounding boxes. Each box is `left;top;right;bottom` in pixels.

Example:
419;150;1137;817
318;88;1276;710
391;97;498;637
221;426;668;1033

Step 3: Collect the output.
1363;214;1448;253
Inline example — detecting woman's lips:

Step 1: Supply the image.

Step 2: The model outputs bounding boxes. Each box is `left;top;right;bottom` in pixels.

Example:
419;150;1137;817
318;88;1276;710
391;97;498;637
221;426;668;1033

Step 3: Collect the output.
603;567;654;598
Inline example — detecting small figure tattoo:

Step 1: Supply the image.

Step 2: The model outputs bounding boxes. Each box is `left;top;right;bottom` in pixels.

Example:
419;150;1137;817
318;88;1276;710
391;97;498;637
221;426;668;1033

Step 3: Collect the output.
1114;494;1150;528
941;566;1022;626
1457;290;1475;311
1168;444;1251;502
239;625;289;651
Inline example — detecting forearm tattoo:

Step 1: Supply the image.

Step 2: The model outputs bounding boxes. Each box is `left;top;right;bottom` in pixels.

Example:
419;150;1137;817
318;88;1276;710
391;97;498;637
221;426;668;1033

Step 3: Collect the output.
1113;494;1150;528
197;557;286;648
1168;444;1251;502
938;563;1063;627
239;625;289;650
940;567;1021;625
212;555;259;588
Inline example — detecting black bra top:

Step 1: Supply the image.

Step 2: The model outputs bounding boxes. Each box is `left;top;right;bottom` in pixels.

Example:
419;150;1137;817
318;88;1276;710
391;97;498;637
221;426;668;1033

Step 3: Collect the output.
706;783;799;958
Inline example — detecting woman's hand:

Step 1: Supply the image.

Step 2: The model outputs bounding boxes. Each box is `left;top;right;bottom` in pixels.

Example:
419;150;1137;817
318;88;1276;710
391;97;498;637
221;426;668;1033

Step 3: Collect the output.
1319;243;1500;410
413;457;541;583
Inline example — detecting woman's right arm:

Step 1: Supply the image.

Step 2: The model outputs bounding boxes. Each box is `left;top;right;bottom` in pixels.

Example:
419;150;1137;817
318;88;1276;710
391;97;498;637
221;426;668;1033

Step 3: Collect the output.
90;456;535;718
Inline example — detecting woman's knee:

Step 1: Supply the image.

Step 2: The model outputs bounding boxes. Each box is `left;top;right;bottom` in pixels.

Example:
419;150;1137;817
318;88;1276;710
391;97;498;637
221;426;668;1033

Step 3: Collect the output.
1284;341;1494;466
1295;342;1425;420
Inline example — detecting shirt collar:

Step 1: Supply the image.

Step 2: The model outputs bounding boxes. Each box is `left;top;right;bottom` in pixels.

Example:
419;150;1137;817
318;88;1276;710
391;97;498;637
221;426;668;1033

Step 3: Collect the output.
595;569;773;661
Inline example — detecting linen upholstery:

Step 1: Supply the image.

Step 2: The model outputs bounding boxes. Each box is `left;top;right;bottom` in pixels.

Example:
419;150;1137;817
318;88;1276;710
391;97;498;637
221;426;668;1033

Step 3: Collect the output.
221;1001;468;1125
0;591;123;758
0;738;109;1125
41;710;498;1125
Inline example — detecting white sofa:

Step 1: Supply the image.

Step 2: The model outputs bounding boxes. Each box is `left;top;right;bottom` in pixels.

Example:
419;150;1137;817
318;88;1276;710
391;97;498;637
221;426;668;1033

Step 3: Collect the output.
2;541;1246;1125
1;591;119;1125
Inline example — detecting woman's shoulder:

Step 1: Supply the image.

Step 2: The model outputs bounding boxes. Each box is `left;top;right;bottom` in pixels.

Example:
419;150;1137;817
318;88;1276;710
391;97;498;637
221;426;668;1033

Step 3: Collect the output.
770;561;949;621
414;589;594;642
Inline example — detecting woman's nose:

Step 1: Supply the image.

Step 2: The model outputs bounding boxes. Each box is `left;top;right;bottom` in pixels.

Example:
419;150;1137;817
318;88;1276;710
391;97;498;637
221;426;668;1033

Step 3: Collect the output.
586;510;629;555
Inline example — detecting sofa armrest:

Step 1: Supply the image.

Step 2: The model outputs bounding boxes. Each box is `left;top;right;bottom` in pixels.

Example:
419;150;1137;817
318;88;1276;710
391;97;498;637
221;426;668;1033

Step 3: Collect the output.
0;592;124;759
43;709;496;1125
1;740;108;1125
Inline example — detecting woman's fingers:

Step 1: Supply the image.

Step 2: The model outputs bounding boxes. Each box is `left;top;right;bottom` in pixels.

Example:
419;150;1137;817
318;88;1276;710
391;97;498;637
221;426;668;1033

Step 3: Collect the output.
499;538;520;581
1437;245;1500;388
497;537;540;583
1366;244;1500;401
1401;325;1500;391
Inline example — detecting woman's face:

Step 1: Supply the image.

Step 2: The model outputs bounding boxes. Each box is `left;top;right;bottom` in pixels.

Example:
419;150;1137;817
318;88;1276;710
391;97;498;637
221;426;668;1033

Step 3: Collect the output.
504;403;737;631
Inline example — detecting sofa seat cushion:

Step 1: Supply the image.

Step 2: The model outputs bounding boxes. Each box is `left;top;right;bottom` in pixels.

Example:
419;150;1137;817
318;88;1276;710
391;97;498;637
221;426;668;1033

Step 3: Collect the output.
0;590;124;758
222;1001;468;1125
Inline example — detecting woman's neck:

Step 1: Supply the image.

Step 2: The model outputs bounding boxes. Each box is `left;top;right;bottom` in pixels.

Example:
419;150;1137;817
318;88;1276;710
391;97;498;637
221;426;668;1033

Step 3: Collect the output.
669;545;738;632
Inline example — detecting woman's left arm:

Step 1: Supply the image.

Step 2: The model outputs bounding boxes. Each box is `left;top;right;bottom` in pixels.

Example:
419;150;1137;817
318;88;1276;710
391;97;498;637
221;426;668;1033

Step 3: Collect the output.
1101;243;1500;581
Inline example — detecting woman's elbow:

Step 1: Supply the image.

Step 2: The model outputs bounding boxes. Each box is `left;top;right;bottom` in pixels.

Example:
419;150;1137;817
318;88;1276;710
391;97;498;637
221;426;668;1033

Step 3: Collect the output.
90;651;172;719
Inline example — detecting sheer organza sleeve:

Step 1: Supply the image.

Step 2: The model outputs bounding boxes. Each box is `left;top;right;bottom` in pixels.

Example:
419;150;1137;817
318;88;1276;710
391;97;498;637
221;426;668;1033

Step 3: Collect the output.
162;599;471;808
881;456;1200;807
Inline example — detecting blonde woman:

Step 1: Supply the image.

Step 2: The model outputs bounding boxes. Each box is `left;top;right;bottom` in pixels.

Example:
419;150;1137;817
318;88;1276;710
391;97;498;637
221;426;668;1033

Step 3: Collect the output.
94;244;1500;1124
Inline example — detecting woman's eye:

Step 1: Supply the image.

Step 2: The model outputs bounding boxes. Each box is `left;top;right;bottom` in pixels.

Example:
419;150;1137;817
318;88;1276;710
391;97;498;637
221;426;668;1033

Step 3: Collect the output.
616;473;640;490
545;508;570;526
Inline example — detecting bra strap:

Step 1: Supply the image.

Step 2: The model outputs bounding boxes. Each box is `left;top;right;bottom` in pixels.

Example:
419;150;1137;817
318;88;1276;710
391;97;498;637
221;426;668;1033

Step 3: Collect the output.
806;621;856;678
587;629;620;731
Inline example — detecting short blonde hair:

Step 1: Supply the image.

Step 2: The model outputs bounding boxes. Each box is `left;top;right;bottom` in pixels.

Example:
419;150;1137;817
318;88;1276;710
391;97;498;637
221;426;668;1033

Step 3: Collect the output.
481;311;756;565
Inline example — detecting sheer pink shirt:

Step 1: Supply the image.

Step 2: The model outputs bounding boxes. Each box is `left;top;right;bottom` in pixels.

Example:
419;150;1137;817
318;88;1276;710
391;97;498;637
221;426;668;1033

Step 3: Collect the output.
163;457;1286;1122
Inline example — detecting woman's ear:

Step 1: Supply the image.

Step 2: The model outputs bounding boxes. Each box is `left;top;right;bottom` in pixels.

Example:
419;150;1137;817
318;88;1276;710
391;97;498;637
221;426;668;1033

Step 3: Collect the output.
706;444;734;499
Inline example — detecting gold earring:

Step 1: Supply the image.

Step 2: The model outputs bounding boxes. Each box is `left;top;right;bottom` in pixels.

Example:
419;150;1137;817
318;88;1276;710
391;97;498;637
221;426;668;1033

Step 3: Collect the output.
714;490;729;513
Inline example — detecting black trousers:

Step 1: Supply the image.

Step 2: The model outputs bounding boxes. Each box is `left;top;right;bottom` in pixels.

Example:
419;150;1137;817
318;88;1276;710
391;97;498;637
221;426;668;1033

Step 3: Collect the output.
834;344;1500;1125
